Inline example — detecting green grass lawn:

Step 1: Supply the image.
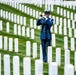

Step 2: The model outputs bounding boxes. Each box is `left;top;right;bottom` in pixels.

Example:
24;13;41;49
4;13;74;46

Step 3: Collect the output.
0;3;76;75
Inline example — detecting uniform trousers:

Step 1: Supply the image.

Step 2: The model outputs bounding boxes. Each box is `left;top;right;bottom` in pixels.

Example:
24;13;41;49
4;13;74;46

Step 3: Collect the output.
41;39;51;62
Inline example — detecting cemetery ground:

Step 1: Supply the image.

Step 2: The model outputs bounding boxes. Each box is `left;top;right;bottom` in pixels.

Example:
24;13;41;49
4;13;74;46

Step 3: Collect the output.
0;3;76;75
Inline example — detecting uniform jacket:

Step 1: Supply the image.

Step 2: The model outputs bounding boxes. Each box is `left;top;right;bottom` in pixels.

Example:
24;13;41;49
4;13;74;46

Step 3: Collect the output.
37;17;53;39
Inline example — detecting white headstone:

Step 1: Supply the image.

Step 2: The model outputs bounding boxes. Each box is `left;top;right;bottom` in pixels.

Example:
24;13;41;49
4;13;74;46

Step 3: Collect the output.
73;5;75;10
20;16;23;25
34;20;37;29
52;34;56;47
31;29;34;39
22;26;25;36
74;29;76;38
11;13;14;22
0;53;1;75
56;17;59;25
33;43;37;58
23;57;31;75
68;19;70;28
23;17;26;26
0;36;2;49
40;45;43;60
56;48;61;66
14;38;18;52
14;14;17;23
64;64;74;75
0;21;2;31
26;28;30;37
5;11;8;19
74;14;76;20
70;12;73;20
51;4;53;11
72;20;75;29
71;38;75;51
14;24;17;35
0;9;3;17
49;62;58;75
68;28;72;37
19;4;21;10
59;26;62;34
9;38;13;51
13;56;20;75
33;10;35;17
51;26;53;33
64;10;66;17
3;11;5;18
35;60;43;75
67;11;70;18
30;8;32;16
48;46;52;63
74;52;76;71
65;50;70;65
36;11;38;18
57;7;59;14
26;41;31;56
45;4;47;10
64;27;67;35
8;12;11;21
54;25;57;34
18;25;21;36
27;7;30;14
22;5;24;12
4;36;8;50
47;4;50;10
64;18;66;27
30;19;33;28
17;15;19;24
64;37;68;50
6;22;10;33
24;6;27;13
4;55;10;75
60;18;62;26
60;8;63;15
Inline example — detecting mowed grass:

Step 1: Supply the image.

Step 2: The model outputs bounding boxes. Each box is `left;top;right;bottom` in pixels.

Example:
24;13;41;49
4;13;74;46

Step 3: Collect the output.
0;3;76;75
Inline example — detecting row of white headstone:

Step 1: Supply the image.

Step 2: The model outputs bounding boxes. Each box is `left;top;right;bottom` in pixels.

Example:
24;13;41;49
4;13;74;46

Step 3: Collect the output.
0;9;41;30
1;8;76;37
0;3;75;31
0;35;18;52
51;24;76;38
2;2;76;25
48;47;76;71
57;7;76;21
0;2;54;21
0;54;75;75
60;4;76;10
26;33;56;58
64;36;76;51
30;19;41;29
51;15;76;29
3;2;53;16
0;9;76;29
30;16;76;30
0;9;26;25
26;41;76;70
0;21;35;39
4;2;42;19
14;24;35;39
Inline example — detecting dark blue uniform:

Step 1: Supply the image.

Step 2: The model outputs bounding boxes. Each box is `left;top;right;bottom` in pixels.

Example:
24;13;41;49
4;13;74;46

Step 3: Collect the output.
37;17;53;62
